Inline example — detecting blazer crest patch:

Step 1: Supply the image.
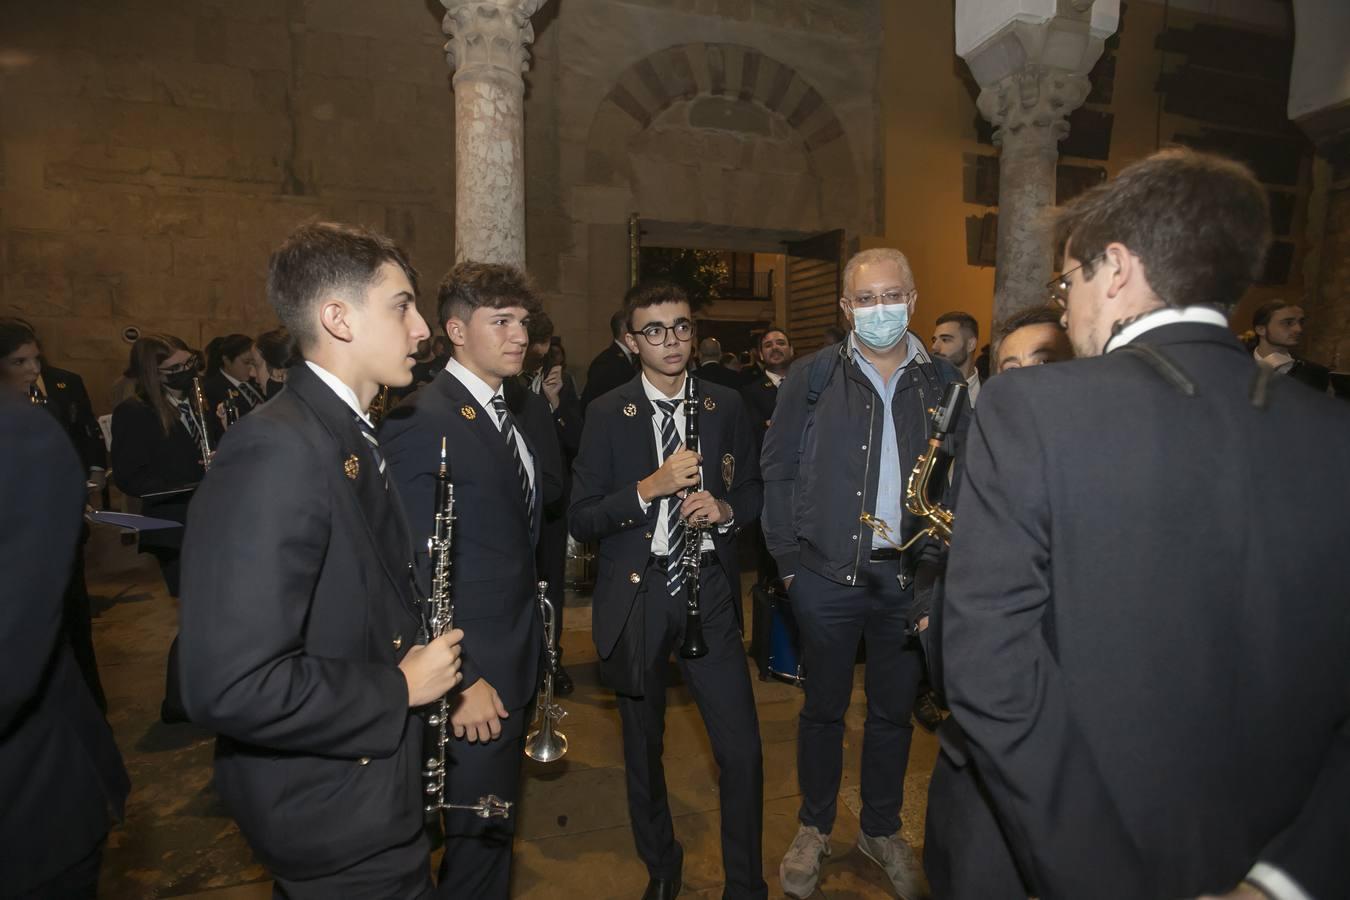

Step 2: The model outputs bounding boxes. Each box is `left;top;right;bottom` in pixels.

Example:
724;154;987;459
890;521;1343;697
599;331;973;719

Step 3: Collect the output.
703;396;716;411
461;404;478;421
343;454;360;480
56;381;68;390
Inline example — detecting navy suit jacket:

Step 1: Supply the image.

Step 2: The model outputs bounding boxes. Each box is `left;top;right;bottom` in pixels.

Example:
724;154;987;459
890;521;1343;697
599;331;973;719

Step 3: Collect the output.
569;374;762;695
178;363;425;882
381;369;555;712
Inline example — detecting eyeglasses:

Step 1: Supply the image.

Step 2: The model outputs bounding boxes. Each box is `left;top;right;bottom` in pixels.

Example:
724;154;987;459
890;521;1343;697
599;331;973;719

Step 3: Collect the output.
847;289;914;309
158;356;199;377
1047;254;1105;308
630;321;694;346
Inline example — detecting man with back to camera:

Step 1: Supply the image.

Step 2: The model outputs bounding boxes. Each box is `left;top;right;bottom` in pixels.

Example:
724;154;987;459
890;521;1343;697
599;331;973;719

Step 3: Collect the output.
178;222;463;899
940;148;1350;900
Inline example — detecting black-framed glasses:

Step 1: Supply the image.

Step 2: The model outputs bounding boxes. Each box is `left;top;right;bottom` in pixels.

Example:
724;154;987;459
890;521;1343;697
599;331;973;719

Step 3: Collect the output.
846;289;915;309
630;321;694;346
158;355;199;377
1047;254;1105;308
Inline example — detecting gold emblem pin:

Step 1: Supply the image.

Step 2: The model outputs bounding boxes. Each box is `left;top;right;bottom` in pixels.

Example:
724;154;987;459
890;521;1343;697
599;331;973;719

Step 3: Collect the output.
629;572;641;584
703;396;716;411
623;403;637;417
344;454;360;480
56;381;67;389
722;453;735;491
461;405;477;420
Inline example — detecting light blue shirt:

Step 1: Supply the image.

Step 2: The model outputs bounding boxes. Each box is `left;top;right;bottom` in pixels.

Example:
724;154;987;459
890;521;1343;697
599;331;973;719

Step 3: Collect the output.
848;332;922;550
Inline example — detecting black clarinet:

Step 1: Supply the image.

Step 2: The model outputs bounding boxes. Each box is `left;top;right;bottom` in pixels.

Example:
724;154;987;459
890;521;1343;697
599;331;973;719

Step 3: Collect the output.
678;374;709;659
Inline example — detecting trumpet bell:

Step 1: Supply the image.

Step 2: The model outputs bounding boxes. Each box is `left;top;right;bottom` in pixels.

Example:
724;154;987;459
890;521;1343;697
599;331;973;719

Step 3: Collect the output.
524;723;568;763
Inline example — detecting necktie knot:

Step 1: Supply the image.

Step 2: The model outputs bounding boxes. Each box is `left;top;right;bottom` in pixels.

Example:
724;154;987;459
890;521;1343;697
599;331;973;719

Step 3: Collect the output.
653;399;679;418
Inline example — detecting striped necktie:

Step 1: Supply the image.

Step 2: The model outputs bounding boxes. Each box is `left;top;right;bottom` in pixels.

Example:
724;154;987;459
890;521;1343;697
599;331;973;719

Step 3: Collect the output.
177;401;200;443
352;414;388;489
238;380;265;407
491;394;533;510
653;399;686;596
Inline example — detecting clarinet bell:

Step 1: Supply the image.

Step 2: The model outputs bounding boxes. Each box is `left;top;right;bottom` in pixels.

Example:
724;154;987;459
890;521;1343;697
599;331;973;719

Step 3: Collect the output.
678;611;709;659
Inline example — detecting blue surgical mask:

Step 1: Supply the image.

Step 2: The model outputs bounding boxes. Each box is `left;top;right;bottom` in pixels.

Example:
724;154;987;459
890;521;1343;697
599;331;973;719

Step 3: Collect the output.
852;301;911;351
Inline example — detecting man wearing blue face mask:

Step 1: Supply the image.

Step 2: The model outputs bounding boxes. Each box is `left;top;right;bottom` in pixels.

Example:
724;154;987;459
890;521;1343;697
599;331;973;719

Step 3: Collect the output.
762;248;964;900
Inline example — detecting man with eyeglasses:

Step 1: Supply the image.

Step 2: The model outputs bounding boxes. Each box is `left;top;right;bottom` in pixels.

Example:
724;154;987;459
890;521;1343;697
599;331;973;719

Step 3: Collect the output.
762;247;963;899
940;149;1350;900
570;280;765;900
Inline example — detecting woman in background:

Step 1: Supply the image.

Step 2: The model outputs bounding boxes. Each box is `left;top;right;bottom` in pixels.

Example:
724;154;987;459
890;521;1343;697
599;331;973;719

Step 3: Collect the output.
253;327;297;399
203;333;264;434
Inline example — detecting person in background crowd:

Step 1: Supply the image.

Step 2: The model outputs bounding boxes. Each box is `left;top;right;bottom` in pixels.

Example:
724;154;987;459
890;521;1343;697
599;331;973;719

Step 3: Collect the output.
695;337;742;388
254;327;298;399
1;397;130;900
992;306;1073;374
1251;300;1331;393
740;327;793;444
204;333;265;434
930;311;982;404
582;308;640;410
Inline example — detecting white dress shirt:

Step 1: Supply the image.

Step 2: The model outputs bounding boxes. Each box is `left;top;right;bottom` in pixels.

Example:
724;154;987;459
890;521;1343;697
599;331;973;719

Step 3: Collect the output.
305;361;372;427
965;370;981;406
765;369;785;388
444;357;536;496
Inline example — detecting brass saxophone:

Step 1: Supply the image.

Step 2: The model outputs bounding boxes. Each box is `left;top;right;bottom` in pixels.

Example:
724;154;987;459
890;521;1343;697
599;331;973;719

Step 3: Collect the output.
861;380;968;551
422;437;512;820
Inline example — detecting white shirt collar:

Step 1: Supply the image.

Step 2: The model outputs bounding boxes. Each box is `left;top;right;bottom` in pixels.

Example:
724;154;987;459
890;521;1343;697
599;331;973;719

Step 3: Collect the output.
1254;347;1295;372
641;371;687;405
1104;306;1229;353
765;370;785;387
304;361;372;426
445;356;502;411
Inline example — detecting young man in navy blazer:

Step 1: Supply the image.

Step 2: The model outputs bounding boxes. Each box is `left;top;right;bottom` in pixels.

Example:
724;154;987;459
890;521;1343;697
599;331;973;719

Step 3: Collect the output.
570;281;766;900
381;262;561;900
179;222;463;899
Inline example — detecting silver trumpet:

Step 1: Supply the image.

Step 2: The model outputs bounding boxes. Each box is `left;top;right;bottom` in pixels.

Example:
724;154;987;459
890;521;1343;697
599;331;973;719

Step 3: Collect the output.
524;580;568;763
423;437;512;820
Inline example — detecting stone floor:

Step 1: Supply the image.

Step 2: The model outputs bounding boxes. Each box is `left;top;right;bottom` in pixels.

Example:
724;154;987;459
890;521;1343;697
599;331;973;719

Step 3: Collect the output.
86;530;937;899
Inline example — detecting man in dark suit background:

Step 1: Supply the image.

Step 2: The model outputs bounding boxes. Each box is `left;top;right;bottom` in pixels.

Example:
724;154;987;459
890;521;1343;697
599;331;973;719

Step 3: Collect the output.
739;326;793;444
940;149;1350;900
694;336;743;388
382;261;559;900
581;307;639;410
0;399;129;898
179;222;463;899
570;281;766;900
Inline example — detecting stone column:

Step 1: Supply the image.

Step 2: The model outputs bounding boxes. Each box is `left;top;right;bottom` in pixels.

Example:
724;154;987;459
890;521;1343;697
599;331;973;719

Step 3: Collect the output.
441;0;548;268
956;1;1119;320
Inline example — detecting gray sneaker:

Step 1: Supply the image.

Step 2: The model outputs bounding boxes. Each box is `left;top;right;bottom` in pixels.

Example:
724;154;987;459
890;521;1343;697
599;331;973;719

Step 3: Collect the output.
856;831;928;899
779;825;831;899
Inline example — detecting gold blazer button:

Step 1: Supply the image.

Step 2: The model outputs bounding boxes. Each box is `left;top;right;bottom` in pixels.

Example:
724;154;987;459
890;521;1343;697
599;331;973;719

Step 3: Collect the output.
358;757;371;766
392;635;403;650
629;572;641;584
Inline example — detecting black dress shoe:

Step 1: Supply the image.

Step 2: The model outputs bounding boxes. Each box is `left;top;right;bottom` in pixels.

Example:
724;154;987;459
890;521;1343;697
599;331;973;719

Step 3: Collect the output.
553;664;575;697
912;686;946;733
640;871;682;899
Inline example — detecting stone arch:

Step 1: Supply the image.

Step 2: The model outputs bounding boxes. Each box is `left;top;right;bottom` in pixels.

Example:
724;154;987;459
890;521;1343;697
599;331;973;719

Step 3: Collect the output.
582;42;864;235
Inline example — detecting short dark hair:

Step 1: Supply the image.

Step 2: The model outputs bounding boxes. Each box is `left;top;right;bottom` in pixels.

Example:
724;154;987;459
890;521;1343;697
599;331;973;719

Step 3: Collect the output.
436;261;540;328
936;311;979;340
1053;148;1270;313
623;280;689;332
267;221;419;349
0;318;37;360
256;328;299;370
1252;299;1299;330
207;333;254;374
993;305;1065;351
609;309;627;340
759;326;790;349
527;308;554;345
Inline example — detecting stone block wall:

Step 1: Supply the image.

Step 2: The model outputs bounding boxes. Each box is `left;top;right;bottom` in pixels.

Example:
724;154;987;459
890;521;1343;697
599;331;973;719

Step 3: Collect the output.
1;0;459;411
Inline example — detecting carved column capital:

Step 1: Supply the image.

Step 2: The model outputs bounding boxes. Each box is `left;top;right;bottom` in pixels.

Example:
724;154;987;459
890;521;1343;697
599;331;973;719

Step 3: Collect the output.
977;65;1091;148
441;0;547;77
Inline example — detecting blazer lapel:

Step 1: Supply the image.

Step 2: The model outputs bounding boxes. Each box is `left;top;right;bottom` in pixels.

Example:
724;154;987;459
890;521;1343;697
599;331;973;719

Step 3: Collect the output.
287;366;411;602
434;371;533;525
619;379;660;476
